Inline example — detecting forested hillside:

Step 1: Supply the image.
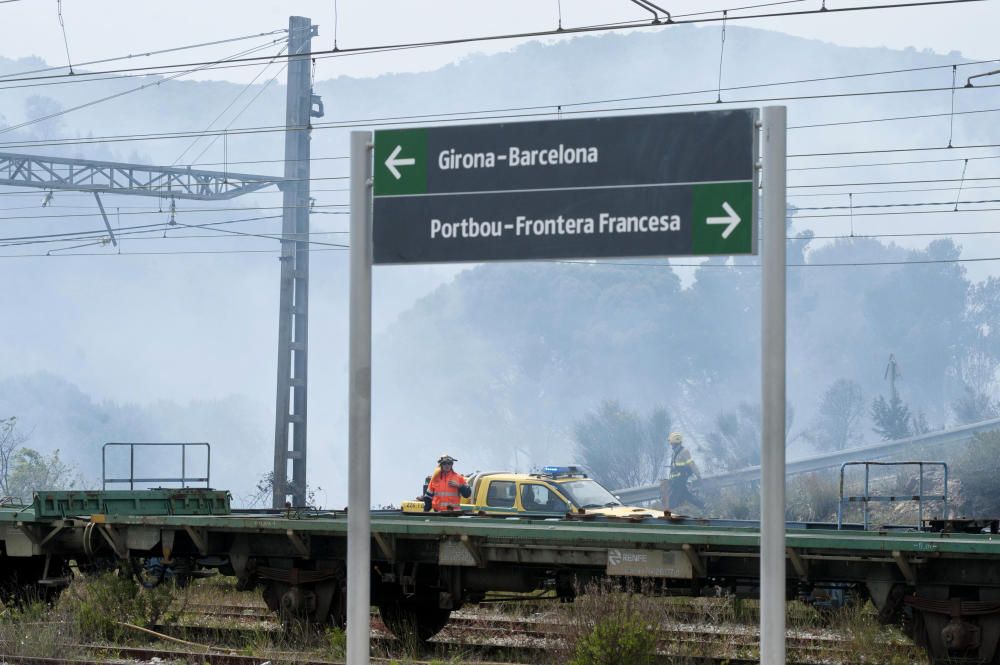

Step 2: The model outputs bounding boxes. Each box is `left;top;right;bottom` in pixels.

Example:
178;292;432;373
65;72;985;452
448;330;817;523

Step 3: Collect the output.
1;21;996;504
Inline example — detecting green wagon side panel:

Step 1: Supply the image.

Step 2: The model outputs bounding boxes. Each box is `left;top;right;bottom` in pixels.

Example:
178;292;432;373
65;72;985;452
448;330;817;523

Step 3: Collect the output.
90;510;1000;557
31;489;231;518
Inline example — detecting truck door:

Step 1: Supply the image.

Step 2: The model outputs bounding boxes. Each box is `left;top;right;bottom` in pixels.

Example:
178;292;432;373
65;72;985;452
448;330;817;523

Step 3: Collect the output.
518;482;570;512
483;480;516;509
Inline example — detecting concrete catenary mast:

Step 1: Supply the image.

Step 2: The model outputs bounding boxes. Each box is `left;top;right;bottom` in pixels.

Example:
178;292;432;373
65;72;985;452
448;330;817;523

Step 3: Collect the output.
272;16;323;508
0;15;323;510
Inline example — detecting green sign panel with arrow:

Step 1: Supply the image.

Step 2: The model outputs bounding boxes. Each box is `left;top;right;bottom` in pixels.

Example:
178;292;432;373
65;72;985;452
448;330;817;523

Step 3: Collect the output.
372;110;758;264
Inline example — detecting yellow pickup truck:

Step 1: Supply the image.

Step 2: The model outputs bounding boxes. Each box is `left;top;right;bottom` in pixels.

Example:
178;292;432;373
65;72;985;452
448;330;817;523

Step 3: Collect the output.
403;465;664;518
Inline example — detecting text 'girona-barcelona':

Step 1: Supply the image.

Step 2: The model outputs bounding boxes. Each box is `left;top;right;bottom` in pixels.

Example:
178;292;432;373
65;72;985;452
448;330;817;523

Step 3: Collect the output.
438;144;600;170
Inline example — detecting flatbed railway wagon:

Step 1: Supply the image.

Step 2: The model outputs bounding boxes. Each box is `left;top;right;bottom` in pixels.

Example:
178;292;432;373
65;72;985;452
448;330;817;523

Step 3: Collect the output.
2;488;1000;663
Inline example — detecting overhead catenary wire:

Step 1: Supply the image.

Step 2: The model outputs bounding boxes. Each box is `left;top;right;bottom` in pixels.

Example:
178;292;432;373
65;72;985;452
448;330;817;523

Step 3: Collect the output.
0;29;288;81
0;143;994;180
2;78;998;151
0;5;992;262
794;205;1000;219
0;38;288;138
0;202;347;223
5;246;1000;265
792;196;1000;210
789;183;1000;197
0;246;347;258
0;34;996;149
55;0;74;74
789;154;1000;172
1;172;999;223
172;43;290;167
0;0;982;88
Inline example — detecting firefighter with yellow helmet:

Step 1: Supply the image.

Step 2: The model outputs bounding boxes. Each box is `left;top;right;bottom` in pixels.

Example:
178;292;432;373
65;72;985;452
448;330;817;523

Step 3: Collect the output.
664;432;705;511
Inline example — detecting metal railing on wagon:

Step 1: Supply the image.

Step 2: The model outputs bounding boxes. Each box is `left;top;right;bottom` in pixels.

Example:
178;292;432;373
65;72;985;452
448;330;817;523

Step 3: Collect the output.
102;441;211;490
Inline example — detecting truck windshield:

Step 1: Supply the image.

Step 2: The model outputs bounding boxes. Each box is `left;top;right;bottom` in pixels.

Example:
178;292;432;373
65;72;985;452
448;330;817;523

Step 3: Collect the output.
558;479;622;509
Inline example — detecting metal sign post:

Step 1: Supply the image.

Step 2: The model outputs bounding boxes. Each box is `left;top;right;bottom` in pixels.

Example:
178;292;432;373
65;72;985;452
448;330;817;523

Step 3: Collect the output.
347;131;374;665
760;105;787;665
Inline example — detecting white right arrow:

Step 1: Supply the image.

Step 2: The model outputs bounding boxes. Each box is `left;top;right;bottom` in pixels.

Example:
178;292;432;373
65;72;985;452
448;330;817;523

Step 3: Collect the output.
385;144;416;180
706;201;741;239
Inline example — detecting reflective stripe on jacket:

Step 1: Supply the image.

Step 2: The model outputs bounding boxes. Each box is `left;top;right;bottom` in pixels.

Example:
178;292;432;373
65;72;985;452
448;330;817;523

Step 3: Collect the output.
668;445;700;480
428;468;467;511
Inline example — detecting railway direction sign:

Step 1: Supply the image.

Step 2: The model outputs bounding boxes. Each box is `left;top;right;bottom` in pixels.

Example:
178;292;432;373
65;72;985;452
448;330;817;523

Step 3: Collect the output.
372;110;758;264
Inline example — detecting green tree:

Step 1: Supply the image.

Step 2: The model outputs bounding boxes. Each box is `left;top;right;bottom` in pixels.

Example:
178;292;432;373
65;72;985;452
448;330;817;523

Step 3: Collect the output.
808;379;865;452
0;416;28;497
6;448;80;501
1;416;81;501
572;401;671;490
871;390;912;440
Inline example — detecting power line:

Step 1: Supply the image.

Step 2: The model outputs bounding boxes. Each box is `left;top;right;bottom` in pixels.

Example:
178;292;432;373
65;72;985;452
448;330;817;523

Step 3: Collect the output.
173;44;290;166
788;183;1000;198
788;106;1000;130
0;29;288;81
554;254;1000;269
788;176;1000;189
790;143;1000;158
1;77;997;152
793;197;1000;211
0;39;287;138
0;246;347;259
2;172;998;221
0;0;982;88
0;145;993;180
794;206;1000;219
0;202;347;223
789;154;1000;172
0;214;283;247
795;229;1000;241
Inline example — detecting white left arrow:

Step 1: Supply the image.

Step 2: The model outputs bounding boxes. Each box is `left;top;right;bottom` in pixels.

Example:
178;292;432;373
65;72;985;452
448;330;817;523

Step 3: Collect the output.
385;144;416;180
706;201;741;239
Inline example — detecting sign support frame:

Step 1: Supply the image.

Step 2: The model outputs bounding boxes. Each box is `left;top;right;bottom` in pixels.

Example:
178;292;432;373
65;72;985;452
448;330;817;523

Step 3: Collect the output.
347;109;785;665
760;105;787;665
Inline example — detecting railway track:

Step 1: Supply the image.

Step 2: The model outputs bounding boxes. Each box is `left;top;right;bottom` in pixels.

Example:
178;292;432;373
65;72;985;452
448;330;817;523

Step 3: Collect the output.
0;598;910;664
140;611;921;664
176;604;917;655
0;646;851;665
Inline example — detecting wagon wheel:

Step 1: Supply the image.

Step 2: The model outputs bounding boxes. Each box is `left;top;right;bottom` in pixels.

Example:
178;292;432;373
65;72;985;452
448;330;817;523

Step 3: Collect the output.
377;596;451;642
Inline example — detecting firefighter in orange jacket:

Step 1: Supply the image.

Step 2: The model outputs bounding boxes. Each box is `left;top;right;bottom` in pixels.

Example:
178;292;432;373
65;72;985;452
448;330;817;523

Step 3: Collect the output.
424;454;471;512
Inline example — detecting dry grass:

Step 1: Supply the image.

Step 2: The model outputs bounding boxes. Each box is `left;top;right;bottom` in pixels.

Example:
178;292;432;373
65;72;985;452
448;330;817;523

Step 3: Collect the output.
0;568;931;665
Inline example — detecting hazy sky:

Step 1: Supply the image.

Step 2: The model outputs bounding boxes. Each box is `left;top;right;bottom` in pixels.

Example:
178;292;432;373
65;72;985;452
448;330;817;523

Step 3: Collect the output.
2;0;996;82
1;0;998;504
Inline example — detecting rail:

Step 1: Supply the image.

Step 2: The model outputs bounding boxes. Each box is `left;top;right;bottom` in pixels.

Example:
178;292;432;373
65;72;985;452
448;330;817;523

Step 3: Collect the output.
102;442;211;490
614;416;1000;504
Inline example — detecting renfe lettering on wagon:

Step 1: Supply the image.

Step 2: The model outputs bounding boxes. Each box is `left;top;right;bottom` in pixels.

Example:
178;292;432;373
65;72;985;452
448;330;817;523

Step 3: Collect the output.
372;109;759;263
